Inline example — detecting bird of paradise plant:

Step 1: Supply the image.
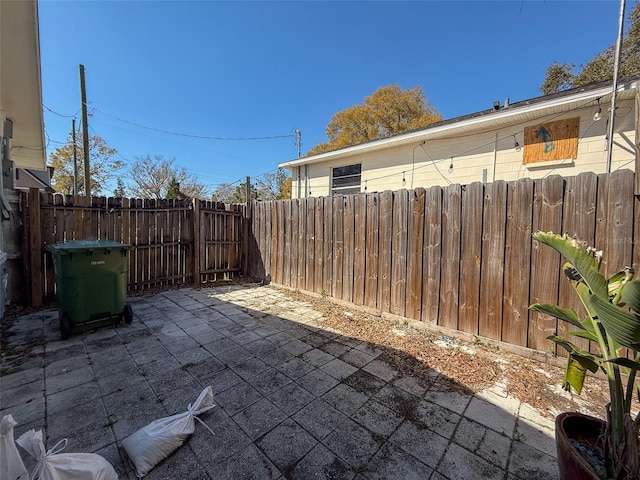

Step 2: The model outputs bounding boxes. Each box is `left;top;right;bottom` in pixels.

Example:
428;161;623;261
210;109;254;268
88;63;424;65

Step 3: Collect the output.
530;232;640;480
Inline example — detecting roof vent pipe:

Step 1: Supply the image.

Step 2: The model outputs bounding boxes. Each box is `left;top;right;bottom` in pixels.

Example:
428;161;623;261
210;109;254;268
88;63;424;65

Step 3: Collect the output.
504;98;510;108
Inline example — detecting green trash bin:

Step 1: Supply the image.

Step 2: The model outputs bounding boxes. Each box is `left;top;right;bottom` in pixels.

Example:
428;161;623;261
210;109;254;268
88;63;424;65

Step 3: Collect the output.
47;240;133;339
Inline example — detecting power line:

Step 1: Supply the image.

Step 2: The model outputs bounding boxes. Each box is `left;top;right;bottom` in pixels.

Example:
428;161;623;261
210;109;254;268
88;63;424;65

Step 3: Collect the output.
43;105;81;118
90;105;296;141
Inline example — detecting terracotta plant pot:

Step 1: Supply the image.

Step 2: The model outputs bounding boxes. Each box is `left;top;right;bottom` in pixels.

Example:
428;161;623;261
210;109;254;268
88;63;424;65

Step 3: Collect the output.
555;411;606;480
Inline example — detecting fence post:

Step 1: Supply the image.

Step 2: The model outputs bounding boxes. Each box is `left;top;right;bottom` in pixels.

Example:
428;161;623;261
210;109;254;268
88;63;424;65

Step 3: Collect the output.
28;188;43;308
192;198;200;287
243;176;251;276
242;198;252;277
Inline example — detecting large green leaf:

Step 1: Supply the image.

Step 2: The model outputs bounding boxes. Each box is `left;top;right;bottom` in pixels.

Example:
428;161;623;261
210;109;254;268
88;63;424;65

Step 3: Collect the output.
621;280;640;314
566;330;599;342
609;270;630;299
547;336;601;394
533;232;607;297
564;355;590;394
606;357;640;371
574;281;598;320
590;294;640;350
547;335;600;372
580;313;599;340
529;304;582;329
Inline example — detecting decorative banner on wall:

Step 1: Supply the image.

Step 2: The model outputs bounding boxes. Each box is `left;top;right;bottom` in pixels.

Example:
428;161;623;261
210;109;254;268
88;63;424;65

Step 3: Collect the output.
523;117;579;164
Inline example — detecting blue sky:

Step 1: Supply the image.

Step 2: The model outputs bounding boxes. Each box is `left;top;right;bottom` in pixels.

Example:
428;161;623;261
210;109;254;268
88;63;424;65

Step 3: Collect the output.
39;0;628;196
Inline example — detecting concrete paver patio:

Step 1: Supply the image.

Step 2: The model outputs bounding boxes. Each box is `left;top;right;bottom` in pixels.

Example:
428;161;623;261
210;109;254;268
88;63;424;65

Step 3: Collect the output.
0;284;559;479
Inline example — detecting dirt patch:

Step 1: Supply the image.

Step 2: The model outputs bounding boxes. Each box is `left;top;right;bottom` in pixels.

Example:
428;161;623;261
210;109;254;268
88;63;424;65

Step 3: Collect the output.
279;287;611;419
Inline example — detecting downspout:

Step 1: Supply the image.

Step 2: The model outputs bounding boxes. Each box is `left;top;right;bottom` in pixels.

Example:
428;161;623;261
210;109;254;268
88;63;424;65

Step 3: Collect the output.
492;132;498;182
305;164;309;198
607;0;626;172
0;118;12;219
297;166;301;199
635;85;640;195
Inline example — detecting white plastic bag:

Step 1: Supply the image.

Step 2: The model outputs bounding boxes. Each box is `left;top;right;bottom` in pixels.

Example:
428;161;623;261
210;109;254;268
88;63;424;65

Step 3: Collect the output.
16;430;118;480
121;386;215;478
0;414;28;480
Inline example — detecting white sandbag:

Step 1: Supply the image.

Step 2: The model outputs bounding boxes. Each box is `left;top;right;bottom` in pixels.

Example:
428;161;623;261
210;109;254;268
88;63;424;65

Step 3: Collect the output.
0;414;28;480
121;386;215;478
16;430;118;480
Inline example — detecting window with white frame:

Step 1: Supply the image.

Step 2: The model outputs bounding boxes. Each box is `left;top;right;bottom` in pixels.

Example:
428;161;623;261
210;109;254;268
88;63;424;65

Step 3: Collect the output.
331;163;361;195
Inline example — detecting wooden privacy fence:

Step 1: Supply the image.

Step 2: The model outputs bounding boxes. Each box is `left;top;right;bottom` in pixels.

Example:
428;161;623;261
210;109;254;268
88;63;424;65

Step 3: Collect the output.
25;191;245;307
248;169;640;354
21;169;640;355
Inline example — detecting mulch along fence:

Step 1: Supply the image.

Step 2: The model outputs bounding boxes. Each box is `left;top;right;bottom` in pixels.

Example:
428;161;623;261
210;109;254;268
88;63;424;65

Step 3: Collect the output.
249;169;640;355
22;168;640;355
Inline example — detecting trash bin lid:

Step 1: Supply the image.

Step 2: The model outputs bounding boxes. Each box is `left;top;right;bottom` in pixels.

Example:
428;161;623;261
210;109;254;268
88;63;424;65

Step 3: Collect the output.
46;240;132;253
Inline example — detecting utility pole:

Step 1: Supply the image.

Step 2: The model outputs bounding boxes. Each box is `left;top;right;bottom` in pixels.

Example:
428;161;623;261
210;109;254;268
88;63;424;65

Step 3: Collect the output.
79;64;91;203
295;129;302;158
607;0;626;172
72;118;78;195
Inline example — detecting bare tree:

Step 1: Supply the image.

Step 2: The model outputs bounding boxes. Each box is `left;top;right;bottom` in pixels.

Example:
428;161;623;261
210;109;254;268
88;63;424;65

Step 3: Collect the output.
129;155;209;199
256;168;290;200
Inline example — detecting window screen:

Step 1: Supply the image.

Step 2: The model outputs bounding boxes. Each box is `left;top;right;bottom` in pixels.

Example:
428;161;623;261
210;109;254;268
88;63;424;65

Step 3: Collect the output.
331;163;361;195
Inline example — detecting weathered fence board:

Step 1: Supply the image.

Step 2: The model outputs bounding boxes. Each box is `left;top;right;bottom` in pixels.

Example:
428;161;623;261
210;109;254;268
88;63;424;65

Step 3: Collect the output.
390;190;408;317
406;188;424;320
422;186;442;324
271;202;279;283
439;184;462;331
378;191;393;313
323;197;334;296
600;170;634;277
299;199;307;289
502;178;534;347
283;200;292;287
364;193;379;309
459;182;483;335
528;175;564;353
479;181;507;341
560;173;597;355
305;198;315;290
343;195;355;303
332;196;344;299
289;200;298;288
314;197;324;293
353;194;366;305
264;201;272;281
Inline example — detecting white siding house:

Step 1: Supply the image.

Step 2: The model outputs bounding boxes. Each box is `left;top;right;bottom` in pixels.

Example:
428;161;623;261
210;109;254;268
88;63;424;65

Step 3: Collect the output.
280;78;639;198
0;0;47;306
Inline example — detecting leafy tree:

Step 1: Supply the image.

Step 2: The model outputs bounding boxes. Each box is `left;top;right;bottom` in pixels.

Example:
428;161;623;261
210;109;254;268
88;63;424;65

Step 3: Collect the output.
129;155;209;200
280;177;292;200
256;168;291;200
166;177;189;200
540;2;640;94
113;177;127;198
48;131;123;195
307;84;442;155
540;61;576;95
